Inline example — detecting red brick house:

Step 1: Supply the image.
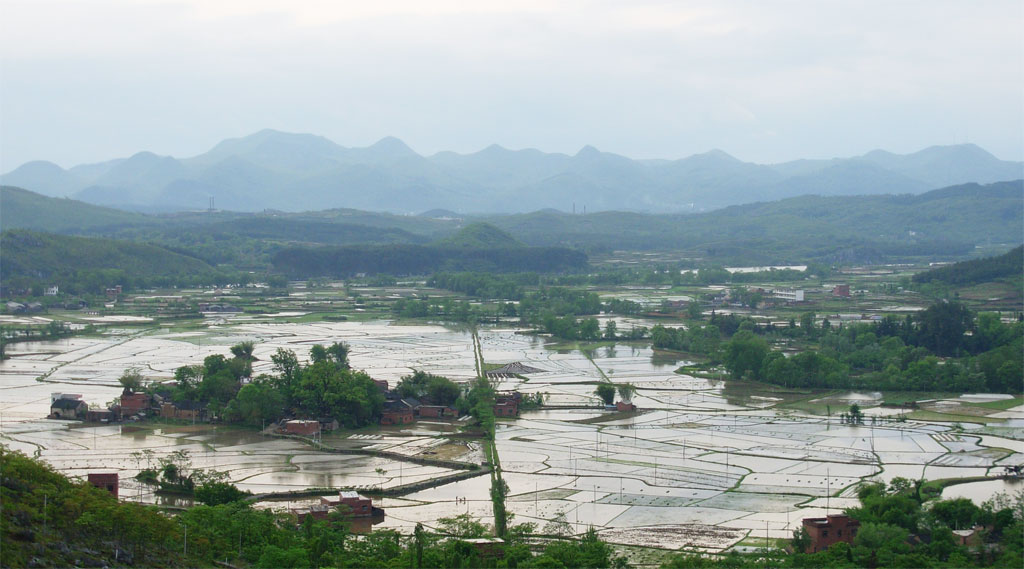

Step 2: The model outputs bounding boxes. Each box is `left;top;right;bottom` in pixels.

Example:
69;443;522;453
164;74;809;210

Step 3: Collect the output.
616;401;637;412
493;392;521;417
321;491;374;516
88;473;119;498
120;392;151;416
832;284;851;298
418;405;456;419
802;514;860;553
381;399;417;425
159;401;207;421
284;420;321;436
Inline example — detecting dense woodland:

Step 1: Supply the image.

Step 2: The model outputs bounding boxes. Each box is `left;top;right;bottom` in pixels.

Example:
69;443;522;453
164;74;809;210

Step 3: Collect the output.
913;246;1023;286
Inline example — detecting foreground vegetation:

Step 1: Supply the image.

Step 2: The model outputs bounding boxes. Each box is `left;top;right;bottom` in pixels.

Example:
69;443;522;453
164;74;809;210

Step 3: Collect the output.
1;447;628;568
4;446;1021;568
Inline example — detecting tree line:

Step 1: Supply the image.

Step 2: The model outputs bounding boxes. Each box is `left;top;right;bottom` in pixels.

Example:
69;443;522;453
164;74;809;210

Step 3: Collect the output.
651;301;1023;393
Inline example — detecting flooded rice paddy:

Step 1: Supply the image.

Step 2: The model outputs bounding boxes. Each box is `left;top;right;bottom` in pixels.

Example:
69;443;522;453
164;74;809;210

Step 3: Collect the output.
1;319;1022;552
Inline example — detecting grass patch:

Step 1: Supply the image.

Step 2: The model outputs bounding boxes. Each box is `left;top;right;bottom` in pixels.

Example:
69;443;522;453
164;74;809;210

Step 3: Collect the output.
974;397;1024;410
906;410;1005;424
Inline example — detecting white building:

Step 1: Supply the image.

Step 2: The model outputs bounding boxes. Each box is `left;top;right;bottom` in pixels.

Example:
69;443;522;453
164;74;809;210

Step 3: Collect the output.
771;288;805;302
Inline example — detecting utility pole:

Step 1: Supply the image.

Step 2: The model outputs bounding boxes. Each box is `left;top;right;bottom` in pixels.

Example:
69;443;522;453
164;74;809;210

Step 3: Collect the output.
826;469;831;514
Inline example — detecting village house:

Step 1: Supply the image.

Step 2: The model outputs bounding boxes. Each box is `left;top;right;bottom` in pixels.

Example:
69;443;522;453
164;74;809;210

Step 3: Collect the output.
832;284;851;298
464;538;505;559
120;392;152;417
159;400;207;421
283;419;321;436
85;408;115;423
801;514;860;553
293;491;384;532
50;396;87;419
320;491;374;516
87;473;119;498
616;401;637;412
494;392;521;417
105;285;123;299
381;399;417;425
417;405;457;419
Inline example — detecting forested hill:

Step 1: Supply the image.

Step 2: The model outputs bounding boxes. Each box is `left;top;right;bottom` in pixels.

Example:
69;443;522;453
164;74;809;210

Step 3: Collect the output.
0;185;151;232
913;245;1024;286
0;230;226;291
3;180;1020;268
433;222;524;248
483;180;1024;261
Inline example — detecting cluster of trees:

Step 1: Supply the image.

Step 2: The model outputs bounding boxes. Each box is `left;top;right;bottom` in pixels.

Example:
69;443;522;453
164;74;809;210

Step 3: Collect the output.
2;447;629;569
740;304;1020;392
392;296;518;324
428;271;541;299
594;383;637;406
272;244;587;278
394;370;461;407
651;323;722;356
652;300;1022;393
131;448;247;506
404;274;652;341
153;342;385;429
230;343;384;428
913;246;1023;286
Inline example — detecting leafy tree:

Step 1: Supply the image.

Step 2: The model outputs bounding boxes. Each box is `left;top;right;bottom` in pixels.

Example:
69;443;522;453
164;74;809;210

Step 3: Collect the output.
916;300;973;356
616;383;637;403
604;320;618;340
225;379;285;426
395;371;461;405
118;367;145;393
595;383;616;405
722;330;769;380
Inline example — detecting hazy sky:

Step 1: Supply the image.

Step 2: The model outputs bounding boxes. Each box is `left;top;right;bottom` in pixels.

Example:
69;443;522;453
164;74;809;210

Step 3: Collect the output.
1;0;1022;171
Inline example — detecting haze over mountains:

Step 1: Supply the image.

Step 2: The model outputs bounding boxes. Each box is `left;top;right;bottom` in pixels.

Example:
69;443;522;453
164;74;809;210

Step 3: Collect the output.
3;129;1022;214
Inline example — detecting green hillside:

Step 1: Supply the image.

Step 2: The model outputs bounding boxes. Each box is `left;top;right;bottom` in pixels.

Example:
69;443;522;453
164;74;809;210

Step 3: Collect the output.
914;245;1024;286
0;230;223;291
482;181;1023;263
434;222;524;248
0;185;151;232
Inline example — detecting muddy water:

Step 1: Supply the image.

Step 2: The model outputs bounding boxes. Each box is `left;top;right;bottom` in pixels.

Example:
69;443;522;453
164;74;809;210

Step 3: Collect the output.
2;319;1023;551
941;478;1024;505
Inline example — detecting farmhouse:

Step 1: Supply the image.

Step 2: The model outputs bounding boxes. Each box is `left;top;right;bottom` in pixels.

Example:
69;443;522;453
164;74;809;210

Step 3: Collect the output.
120;392;151;417
88;473;119;498
381;399;416;425
283;419;321;436
50;397;87;419
494;392;521;417
320;491;374;516
801;514;860;553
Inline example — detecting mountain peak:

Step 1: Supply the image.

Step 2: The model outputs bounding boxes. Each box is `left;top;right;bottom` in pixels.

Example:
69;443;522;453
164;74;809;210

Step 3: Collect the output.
575;145;601;158
369;136;415;155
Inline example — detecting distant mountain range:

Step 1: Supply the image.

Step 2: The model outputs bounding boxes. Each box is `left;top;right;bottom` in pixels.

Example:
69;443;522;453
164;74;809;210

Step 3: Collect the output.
3;129;1021;213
